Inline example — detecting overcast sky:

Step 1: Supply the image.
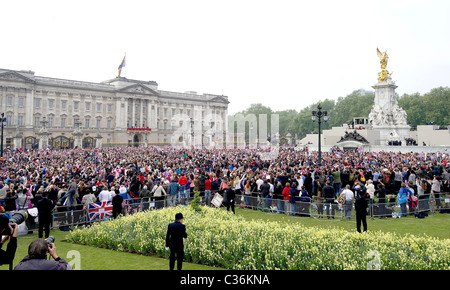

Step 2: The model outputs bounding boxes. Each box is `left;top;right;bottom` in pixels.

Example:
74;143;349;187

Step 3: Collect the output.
1;0;449;114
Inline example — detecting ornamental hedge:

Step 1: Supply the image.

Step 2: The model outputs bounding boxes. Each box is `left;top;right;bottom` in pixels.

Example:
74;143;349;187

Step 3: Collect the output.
68;206;450;270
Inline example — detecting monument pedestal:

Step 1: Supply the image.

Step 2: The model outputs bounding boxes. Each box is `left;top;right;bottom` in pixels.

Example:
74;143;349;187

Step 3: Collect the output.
372;125;411;145
368;77;410;145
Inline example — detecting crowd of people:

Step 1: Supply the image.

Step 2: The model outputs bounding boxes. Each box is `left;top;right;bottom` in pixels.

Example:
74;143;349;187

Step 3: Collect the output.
0;146;448;221
1;145;449;269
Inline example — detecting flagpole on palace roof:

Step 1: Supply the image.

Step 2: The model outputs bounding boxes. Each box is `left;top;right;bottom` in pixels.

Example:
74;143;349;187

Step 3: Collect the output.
123;52;126;78
118;52;126;78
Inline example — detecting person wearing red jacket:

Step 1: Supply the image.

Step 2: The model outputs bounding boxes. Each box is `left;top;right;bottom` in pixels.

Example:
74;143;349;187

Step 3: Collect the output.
281;182;291;215
205;176;212;205
178;173;188;204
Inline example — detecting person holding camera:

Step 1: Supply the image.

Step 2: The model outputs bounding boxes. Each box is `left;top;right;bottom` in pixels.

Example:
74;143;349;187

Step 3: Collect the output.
0;214;18;267
14;238;71;270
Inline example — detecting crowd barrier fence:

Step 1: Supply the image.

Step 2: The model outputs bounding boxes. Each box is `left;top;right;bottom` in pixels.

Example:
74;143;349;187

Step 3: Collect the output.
6;190;449;232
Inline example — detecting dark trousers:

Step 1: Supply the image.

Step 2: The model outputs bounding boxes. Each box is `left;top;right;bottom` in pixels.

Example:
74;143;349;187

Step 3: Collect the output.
227;201;235;214
169;248;184;270
39;217;51;239
356;213;367;233
325;198;335;217
113;207;122;219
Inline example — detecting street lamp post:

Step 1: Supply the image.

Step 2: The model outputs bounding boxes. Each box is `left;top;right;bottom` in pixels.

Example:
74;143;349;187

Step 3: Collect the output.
311;104;328;166
0;113;7;158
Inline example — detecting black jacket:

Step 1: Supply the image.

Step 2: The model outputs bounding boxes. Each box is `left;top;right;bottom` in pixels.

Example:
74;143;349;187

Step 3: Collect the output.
226;188;235;203
165;221;187;251
355;195;368;214
322;185;335;199
37;198;54;220
14;256;70;270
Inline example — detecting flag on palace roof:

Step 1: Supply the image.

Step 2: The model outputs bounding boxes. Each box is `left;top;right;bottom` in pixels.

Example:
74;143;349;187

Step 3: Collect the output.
118;55;125;77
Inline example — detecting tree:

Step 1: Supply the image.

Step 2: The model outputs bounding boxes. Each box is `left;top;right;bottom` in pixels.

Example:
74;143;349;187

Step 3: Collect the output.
228;86;449;140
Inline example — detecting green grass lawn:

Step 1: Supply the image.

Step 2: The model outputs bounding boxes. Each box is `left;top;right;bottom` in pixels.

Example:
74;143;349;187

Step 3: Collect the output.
235;208;450;240
2;208;449;270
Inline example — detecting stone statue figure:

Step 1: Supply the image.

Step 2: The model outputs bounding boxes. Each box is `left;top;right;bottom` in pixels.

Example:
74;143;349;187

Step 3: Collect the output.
376;110;388;126
377;48;392;82
392;107;407;125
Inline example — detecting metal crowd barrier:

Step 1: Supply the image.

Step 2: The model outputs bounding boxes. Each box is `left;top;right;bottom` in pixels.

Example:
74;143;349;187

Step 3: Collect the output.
8;190;449;233
233;192;449;220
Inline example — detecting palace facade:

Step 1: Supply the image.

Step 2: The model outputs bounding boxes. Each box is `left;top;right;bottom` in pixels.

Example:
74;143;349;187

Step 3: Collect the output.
0;68;229;149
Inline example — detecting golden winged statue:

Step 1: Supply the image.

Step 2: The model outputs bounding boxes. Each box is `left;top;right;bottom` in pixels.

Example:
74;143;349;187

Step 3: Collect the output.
377;48;392;82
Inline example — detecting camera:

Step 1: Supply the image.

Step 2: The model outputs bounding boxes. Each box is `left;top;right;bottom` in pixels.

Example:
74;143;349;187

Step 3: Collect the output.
46;236;56;248
2;210;29;235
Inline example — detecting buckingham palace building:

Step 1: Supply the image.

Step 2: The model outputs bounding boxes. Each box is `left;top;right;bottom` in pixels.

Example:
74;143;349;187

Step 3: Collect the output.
0;68;229;150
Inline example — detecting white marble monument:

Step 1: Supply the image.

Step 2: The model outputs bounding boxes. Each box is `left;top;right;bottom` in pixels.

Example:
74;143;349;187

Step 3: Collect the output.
368;49;410;145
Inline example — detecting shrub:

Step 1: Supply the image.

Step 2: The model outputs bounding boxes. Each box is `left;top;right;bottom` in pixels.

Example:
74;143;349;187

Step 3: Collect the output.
68;206;450;270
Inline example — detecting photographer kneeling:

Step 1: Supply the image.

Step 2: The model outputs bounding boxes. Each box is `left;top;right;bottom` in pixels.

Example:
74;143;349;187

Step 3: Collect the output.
0;214;18;267
14;237;72;270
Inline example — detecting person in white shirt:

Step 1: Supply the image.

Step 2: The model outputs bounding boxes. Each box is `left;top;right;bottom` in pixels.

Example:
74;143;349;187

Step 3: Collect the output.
109;186;116;198
366;180;375;217
256;176;264;191
98;187;112;203
268;180;274;197
339;185;354;220
295;174;304;193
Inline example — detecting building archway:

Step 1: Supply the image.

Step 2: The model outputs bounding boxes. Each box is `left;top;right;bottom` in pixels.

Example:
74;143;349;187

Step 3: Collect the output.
23;136;39;150
49;136;74;149
83;137;95;148
133;134;140;147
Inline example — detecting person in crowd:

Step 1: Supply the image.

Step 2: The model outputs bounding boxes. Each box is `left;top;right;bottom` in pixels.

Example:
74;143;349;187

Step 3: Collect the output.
226;186;236;214
354;188;368;233
431;175;442;208
98;186;112;203
322;181;336;219
289;182;298;216
165;212;187;271
332;167;341;197
37;191;54;239
397;183;411;217
340;185;354;221
375;183;386;218
0;181;9;209
282;182;291;215
0;145;447;229
366;179;375;217
139;185;152;211
111;191;124;219
4;190;18;212
167;178;180;207
151;181;166;209
260;178;271;209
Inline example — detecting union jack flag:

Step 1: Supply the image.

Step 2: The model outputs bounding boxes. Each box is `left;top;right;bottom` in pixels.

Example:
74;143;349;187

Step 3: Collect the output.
88;201;113;221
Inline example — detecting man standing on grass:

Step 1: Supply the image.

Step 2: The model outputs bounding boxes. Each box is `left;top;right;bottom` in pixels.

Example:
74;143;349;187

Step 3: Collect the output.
165;212;187;270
